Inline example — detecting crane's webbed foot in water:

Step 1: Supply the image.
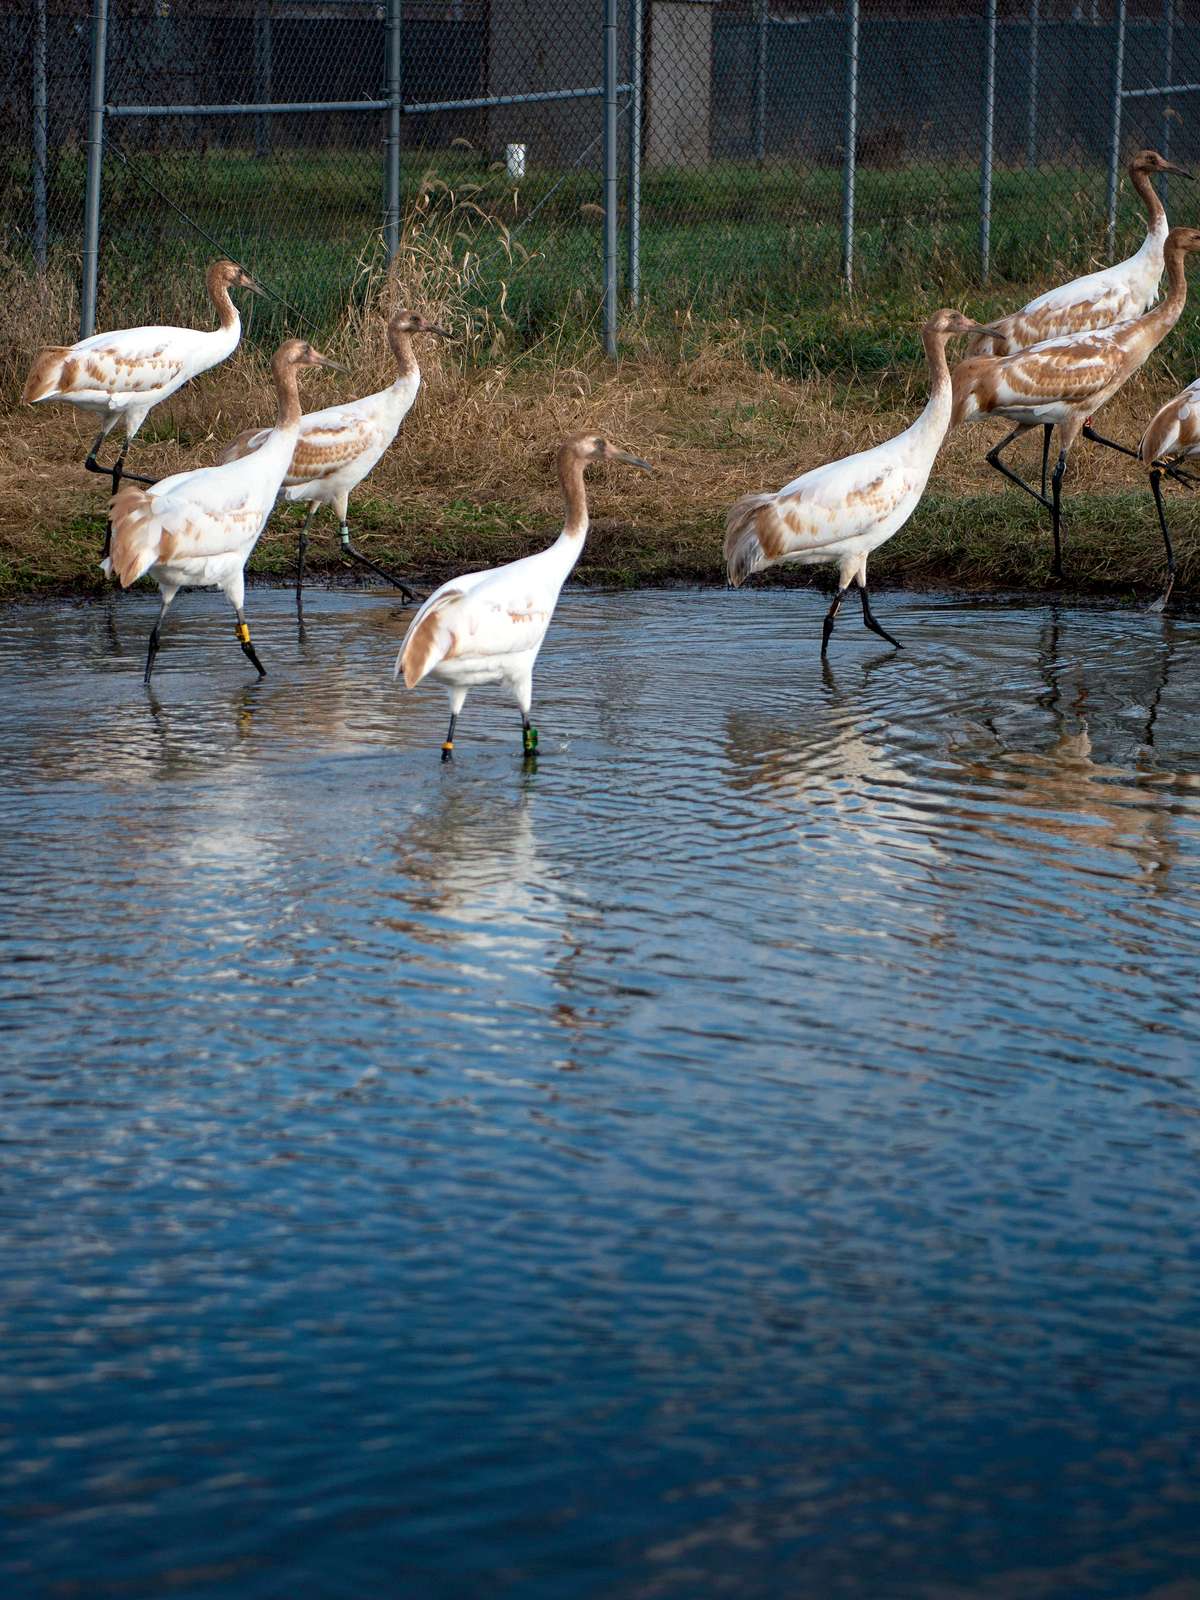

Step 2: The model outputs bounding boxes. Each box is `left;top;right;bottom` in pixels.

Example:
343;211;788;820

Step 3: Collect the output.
235;614;266;678
339;524;418;604
820;583;852;657
521;717;538;760
441;712;458;763
857;582;902;649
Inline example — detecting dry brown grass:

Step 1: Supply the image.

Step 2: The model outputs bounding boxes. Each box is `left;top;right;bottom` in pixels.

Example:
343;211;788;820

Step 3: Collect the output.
4;190;1200;597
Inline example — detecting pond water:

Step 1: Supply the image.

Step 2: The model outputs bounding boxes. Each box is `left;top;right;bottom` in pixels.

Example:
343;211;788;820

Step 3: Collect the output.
2;587;1199;1599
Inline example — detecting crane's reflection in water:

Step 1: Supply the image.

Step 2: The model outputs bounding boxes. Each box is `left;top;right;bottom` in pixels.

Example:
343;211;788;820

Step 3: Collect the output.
3;587;1200;1600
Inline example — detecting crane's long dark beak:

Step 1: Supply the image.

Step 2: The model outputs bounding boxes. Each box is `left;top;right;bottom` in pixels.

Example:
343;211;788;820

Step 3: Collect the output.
615;450;654;474
1165;162;1193;179
315;356;350;374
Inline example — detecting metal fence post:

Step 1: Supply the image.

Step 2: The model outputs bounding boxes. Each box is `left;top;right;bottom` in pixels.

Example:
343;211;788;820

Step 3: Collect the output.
754;0;768;166
980;0;996;282
33;0;48;273
628;0;642;310
81;0;109;337
603;0;618;356
1107;0;1126;257
1026;0;1039;171
1162;0;1174;208
841;0;858;292
255;0;272;160
384;0;402;256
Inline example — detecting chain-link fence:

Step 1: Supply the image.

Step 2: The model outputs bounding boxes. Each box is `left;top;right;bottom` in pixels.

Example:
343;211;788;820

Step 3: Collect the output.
4;0;1200;353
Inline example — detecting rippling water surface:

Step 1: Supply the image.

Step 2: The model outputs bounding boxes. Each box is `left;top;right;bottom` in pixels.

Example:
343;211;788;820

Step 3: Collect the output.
3;587;1200;1598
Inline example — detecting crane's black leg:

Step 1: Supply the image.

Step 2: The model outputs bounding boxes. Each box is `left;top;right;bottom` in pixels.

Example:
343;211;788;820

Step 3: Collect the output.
1050;449;1067;579
1040;424;1053;501
338;523;418;603
144;595;170;685
442;712;458;762
857;581;902;649
1081;424;1194;490
986;425;1052;511
1148;469;1177;614
83;434;153;488
234;608;266;678
521;715;538;758
821;584;851;657
296;505;317;601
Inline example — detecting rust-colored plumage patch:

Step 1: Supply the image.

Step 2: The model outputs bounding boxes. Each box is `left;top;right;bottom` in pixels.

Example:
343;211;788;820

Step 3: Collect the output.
401;591;463;687
107;484;162;588
22;348;71;404
723;492;774;587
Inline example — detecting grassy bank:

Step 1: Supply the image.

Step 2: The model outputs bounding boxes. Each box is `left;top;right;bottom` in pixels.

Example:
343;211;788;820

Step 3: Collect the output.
5;164;1200;604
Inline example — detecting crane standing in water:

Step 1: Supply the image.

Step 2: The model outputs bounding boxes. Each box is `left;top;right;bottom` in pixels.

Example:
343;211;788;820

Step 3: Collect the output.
398;434;653;760
952;225;1200;582
723;309;978;656
221;309;449;602
104;340;345;684
22;260;260;552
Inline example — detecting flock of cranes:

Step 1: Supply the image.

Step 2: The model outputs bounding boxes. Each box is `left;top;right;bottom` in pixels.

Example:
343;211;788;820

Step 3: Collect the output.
20;148;1200;759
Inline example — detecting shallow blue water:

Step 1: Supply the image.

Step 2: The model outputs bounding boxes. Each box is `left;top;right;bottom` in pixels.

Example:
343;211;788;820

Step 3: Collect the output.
2;587;1199;1599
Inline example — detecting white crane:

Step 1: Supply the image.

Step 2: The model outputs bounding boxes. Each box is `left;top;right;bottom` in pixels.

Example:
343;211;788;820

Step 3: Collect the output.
724;309;978;655
953;226;1200;581
1138;375;1200;611
221;308;448;601
22;260;260;549
968;149;1191;495
396;433;653;760
103;339;344;684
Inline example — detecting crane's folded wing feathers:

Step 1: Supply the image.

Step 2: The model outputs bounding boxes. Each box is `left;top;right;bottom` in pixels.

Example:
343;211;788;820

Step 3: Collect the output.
105;469;271;587
398;581;554;687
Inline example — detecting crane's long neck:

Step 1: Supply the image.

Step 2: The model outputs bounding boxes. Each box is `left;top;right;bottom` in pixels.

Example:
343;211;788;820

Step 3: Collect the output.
388;328;420;391
552;449;590;573
272;359;303;432
1131;165;1168;242
1142;243;1190;342
907;328;954;454
209;278;240;333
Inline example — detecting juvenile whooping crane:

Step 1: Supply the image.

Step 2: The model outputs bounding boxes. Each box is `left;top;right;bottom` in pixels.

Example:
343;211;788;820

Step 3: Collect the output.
396;434;653;760
1137;377;1200;611
968;150;1191;494
104;339;344;684
22;260;260;547
221;308;449;601
952;225;1200;581
723;308;978;655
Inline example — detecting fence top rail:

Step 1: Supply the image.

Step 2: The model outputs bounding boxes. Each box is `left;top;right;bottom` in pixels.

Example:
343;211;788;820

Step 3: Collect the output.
105;84;633;119
1121;82;1200;100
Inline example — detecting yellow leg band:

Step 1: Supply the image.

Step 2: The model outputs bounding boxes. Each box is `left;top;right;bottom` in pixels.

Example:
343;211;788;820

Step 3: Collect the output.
236;622;251;644
441;740;454;752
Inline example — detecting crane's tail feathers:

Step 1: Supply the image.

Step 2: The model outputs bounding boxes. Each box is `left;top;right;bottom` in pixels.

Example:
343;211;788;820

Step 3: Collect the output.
723;492;776;588
106;484;162;588
22;347;72;405
397;590;463;687
218;427;270;467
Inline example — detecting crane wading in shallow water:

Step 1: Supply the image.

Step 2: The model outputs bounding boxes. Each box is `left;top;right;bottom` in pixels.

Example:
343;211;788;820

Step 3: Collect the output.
723;309;978;656
1138;378;1200;612
967;149;1192;497
22;260;260;553
952;225;1200;582
397;434;653;761
103;340;345;685
221;309;449;603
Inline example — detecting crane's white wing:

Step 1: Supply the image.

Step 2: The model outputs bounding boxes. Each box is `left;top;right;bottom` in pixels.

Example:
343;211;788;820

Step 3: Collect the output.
398;570;556;687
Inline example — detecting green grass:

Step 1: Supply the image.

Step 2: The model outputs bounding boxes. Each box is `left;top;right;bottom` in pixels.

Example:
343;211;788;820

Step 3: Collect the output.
5;144;1174;366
